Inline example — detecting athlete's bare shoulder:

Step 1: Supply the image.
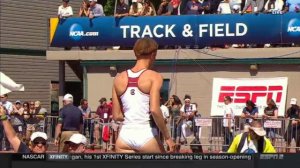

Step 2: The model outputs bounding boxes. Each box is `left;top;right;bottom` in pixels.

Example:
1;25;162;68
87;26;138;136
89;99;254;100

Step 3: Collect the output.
113;71;127;87
141;69;163;84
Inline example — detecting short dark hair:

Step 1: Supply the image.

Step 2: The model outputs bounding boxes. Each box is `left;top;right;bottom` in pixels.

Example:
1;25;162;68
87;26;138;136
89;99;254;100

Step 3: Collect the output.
184;94;191;100
246;100;256;108
80;99;87;105
99;97;107;103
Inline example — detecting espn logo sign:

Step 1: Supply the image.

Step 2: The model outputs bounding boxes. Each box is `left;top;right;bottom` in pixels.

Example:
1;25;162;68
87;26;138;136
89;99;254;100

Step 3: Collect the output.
218;86;283;103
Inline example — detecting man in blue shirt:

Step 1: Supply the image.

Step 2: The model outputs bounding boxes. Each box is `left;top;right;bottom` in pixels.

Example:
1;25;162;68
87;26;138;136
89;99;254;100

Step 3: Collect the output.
284;0;300;12
88;0;105;18
55;93;83;153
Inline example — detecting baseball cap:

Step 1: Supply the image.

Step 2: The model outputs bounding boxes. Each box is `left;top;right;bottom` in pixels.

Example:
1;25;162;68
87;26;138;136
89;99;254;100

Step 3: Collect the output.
63;93;73;101
15;100;21;104
290;98;297;105
89;0;97;2
65;134;87;145
62;0;70;2
30;132;48;141
132;0;137;2
233;5;240;10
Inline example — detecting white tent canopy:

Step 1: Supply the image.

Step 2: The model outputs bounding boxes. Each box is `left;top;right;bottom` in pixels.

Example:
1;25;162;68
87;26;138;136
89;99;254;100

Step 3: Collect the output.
0;72;24;95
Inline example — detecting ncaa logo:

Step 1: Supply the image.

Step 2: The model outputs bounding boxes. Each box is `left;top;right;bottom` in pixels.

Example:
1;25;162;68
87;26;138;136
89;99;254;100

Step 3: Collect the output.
69;23;83;41
287;18;300;36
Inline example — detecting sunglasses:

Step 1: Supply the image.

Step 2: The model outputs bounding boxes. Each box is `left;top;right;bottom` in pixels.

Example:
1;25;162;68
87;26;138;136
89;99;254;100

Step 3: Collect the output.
33;141;47;145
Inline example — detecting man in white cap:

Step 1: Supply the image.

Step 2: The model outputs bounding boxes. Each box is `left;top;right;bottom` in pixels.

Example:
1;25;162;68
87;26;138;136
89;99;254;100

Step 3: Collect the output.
284;98;300;152
65;133;87;153
228;120;276;153
55;93;83;153
0;105;48;153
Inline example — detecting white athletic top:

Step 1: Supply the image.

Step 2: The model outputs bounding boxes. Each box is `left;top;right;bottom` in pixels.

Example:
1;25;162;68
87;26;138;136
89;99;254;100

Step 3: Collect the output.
120;69;150;125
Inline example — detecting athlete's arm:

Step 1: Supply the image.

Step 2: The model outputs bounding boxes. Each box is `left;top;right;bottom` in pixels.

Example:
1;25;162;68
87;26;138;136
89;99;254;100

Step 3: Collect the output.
149;73;175;151
112;78;124;122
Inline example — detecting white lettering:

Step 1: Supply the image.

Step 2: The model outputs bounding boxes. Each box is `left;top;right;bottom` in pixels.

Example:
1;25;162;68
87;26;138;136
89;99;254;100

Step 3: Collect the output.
209;24;213;37
215;23;224;37
165;25;176;37
199;24;208;37
153;25;164;38
225;23;234;37
141;25;153;38
120;25;130;38
288;26;300;32
131;25;141;38
236;23;247;36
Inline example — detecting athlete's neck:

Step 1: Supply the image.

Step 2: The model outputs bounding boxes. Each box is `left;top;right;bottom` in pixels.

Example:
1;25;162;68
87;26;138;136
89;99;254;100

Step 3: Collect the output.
132;59;152;72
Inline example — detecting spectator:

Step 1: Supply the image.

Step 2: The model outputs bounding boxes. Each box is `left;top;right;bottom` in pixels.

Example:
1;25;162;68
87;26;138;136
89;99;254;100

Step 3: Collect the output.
263;99;278;145
242;0;264;13
0;94;13;151
65;133;87;153
222;96;234;152
79;0;90;50
78;99;93;143
185;0;203;14
58;0;73;19
179;94;197;144
283;0;300;12
171;0;181;15
141;0;156;16
94;97;112;147
129;0;143;16
1;105;48;153
168;95;182;149
55;94;83;153
227;120;276;153
115;0;130;17
241;100;258;125
11;100;25;140
79;0;90;17
218;0;232;14
88;0;105;18
229;0;241;11
284;98;300;153
202;0;212;14
159;97;170;142
34;101;47;132
264;0;284;12
24;101;39;144
210;0;222;13
158;0;174;15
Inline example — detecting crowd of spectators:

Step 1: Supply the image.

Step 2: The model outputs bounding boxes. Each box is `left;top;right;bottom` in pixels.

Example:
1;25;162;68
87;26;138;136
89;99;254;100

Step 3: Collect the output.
1;90;300;153
56;0;300;50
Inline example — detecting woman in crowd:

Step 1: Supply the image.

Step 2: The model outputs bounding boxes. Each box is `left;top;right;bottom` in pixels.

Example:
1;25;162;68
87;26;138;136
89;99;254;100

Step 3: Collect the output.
79;0;90;50
141;0;155;16
263;98;278;145
168;95;182;147
241;100;258;131
222;96;234;152
129;0;143;16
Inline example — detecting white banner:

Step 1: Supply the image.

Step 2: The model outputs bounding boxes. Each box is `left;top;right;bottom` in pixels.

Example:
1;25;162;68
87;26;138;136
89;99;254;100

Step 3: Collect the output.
211;77;288;116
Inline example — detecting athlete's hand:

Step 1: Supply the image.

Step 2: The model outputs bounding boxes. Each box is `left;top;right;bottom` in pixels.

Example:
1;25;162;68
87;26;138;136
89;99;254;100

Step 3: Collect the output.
165;138;176;153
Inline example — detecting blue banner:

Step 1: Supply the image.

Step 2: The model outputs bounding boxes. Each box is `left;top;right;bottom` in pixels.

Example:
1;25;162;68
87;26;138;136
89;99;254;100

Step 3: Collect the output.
50;13;300;47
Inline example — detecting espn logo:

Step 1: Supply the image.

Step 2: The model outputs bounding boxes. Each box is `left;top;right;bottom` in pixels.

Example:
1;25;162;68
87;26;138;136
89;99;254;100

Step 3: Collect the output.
218;86;283;103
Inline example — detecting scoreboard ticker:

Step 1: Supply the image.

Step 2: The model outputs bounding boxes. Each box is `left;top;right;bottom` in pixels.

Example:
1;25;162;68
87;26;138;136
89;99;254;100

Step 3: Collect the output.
0;153;297;168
